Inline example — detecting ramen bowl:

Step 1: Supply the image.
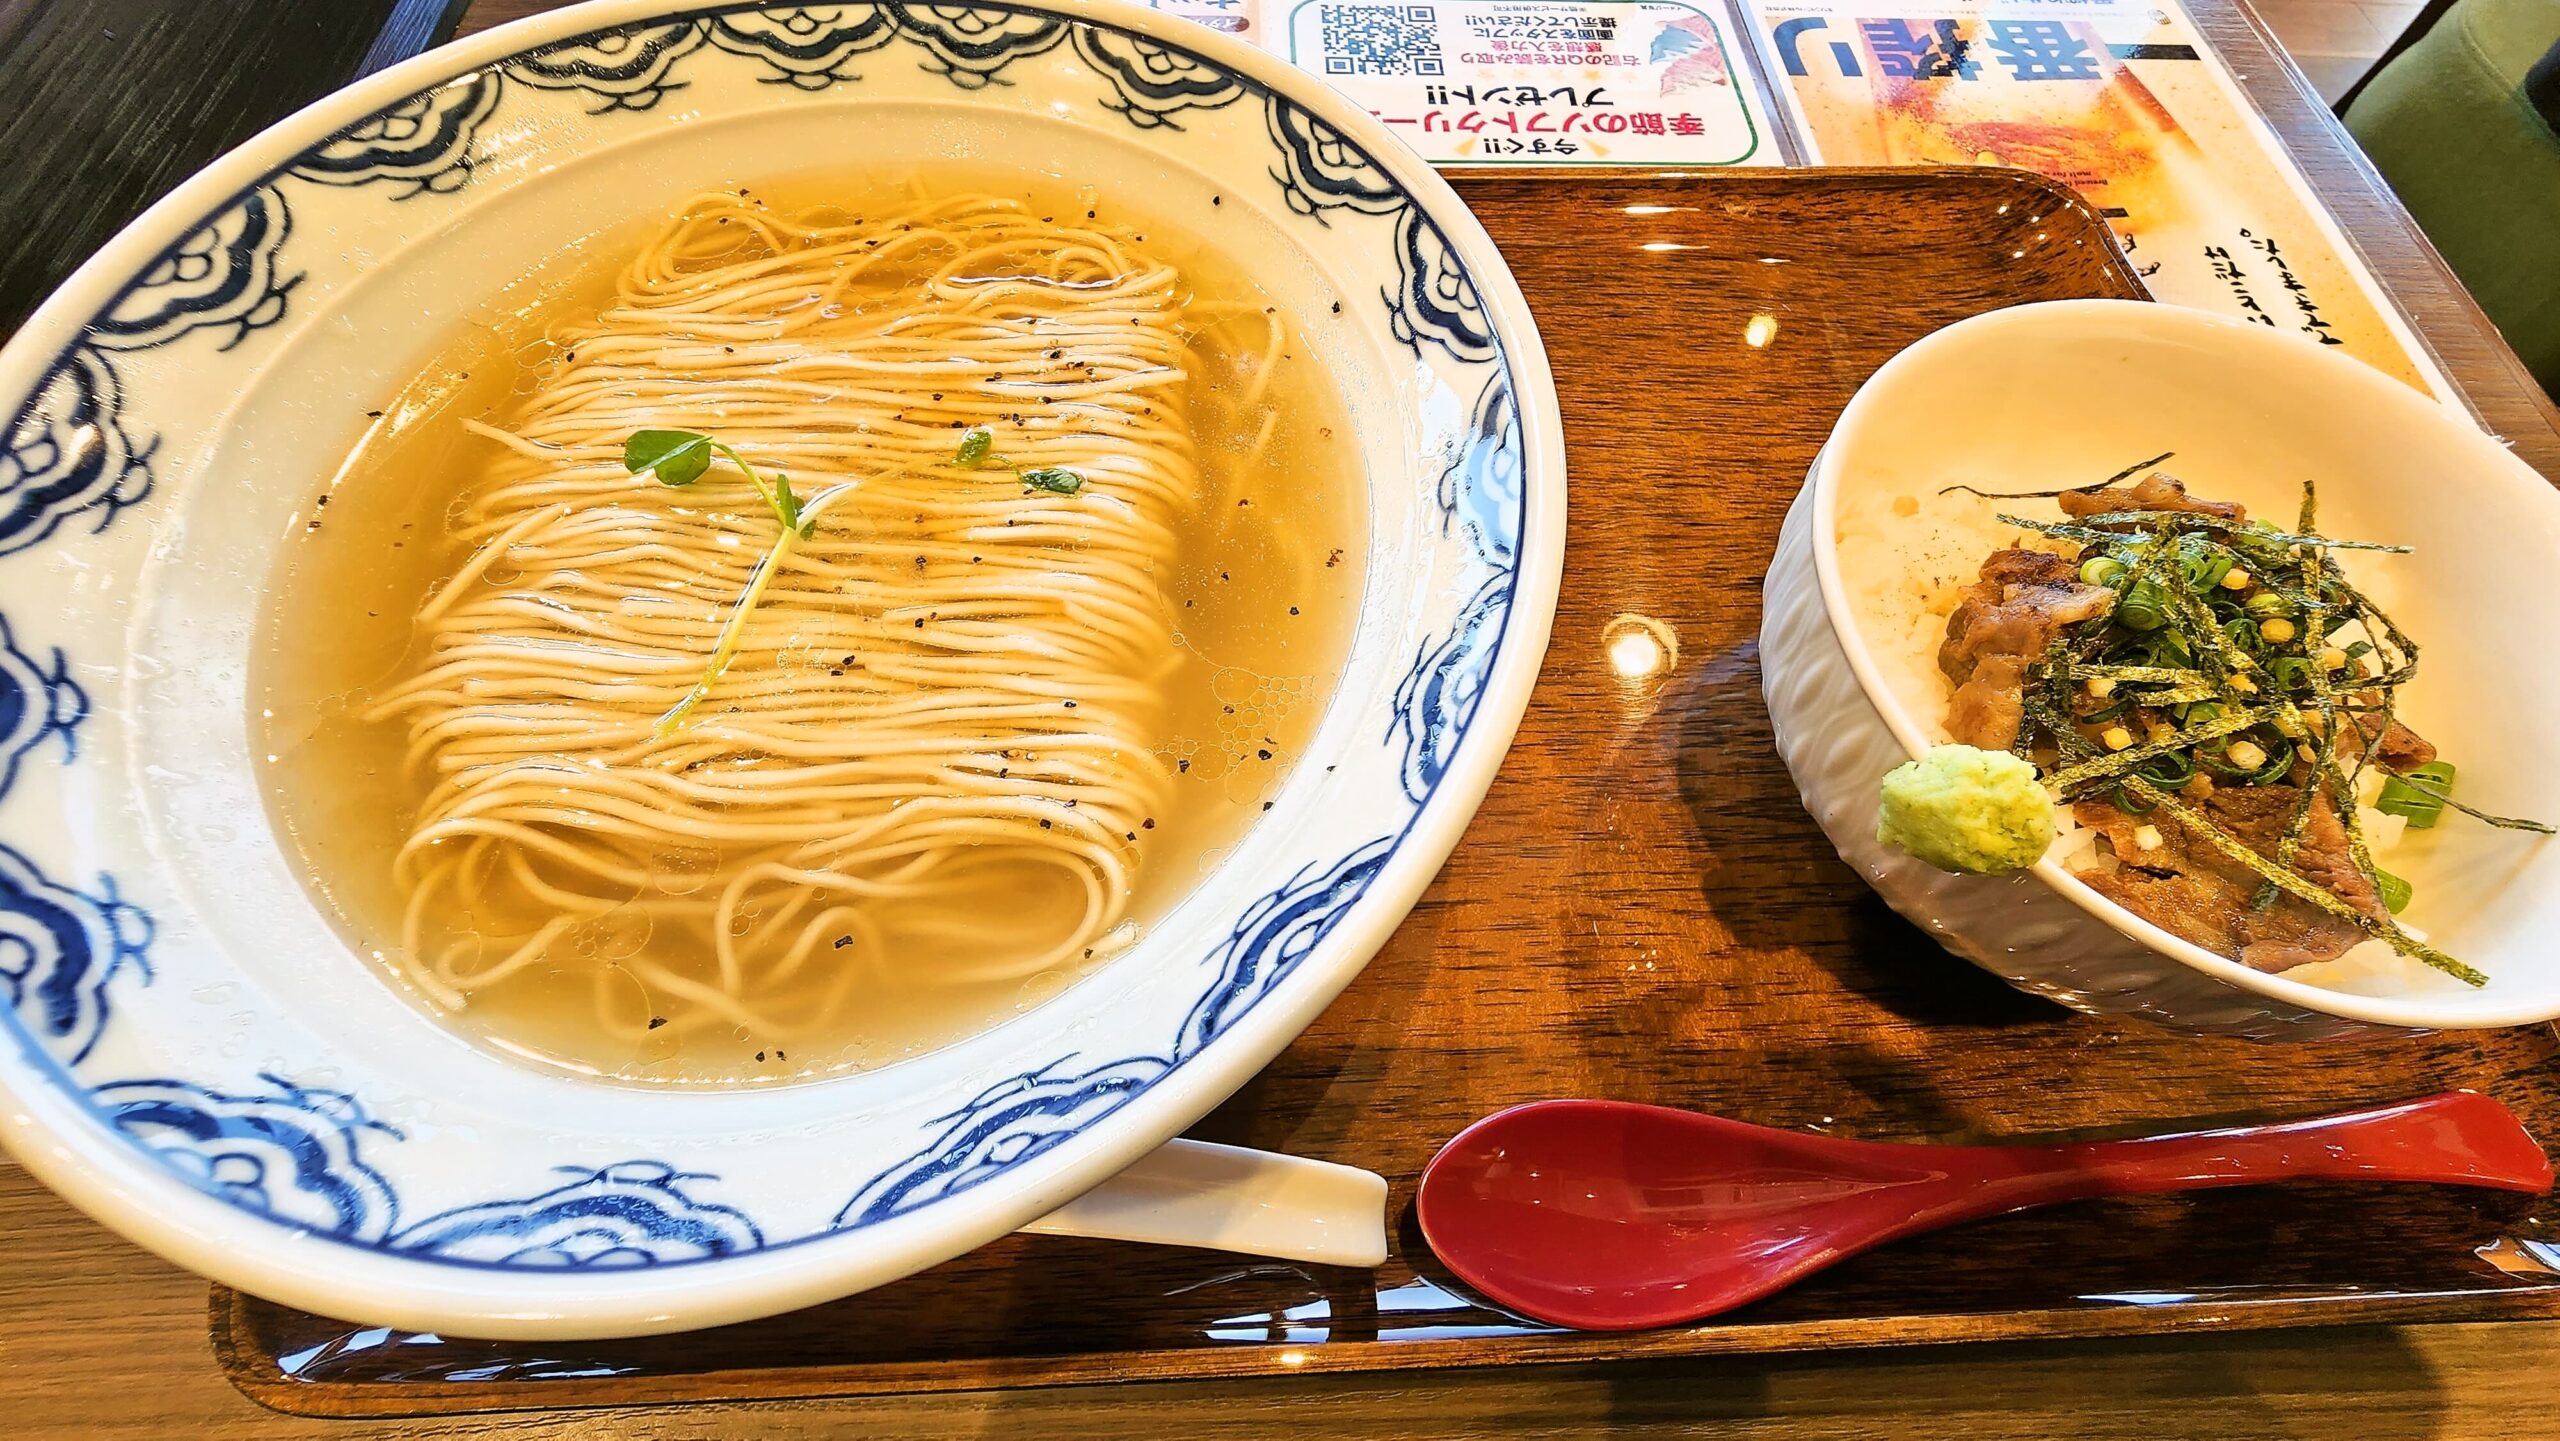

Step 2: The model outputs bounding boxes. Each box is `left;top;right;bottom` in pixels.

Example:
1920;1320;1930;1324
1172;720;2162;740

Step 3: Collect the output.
1761;299;2560;1040
0;0;1561;1336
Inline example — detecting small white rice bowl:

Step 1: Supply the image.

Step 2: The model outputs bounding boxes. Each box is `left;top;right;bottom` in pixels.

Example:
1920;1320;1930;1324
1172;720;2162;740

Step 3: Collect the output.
1764;299;2560;1036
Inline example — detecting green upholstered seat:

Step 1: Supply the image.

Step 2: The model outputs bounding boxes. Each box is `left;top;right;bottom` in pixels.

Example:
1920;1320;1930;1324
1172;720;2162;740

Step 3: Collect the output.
2346;0;2560;397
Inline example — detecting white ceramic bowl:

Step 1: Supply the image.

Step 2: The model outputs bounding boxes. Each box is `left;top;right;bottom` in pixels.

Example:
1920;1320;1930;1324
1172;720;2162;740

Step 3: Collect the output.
0;0;1562;1336
1762;299;2560;1040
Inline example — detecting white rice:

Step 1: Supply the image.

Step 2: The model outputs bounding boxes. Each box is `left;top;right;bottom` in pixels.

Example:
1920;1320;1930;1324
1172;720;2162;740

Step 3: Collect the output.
1834;485;2459;997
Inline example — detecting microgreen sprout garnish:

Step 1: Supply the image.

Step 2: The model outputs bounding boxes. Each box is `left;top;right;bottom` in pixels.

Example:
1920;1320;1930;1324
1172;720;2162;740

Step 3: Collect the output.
952;425;1001;469
770;471;812;539
624;428;847;736
625;428;815;538
1991;461;2549;985
948;423;1087;496
624;428;716;486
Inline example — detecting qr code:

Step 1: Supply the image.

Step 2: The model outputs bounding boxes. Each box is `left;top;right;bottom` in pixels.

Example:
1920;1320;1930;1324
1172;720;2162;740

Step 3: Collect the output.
1320;4;1444;76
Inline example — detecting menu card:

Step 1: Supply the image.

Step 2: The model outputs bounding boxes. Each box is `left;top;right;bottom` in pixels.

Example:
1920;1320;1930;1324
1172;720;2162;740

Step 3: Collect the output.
1744;0;2445;392
1137;0;2445;395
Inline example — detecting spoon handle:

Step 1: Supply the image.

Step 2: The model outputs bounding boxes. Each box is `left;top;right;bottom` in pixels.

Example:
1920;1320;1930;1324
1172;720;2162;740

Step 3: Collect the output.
2015;1091;2553;1199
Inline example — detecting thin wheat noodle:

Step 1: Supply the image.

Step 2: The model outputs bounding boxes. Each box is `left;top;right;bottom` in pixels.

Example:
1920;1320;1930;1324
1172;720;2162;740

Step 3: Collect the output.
371;189;1197;1042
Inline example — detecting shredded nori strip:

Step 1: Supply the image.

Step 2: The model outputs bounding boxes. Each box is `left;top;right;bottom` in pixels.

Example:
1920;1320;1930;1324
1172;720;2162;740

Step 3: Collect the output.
1942;451;2178;501
2116;774;2486;986
1995;511;2416;556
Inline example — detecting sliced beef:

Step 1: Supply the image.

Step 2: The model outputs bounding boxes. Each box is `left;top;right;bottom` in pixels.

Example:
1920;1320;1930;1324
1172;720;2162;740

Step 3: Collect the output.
1936;548;2114;750
1946;654;2029;755
2057;472;2248;522
2338;711;2438;772
2073;782;2385;973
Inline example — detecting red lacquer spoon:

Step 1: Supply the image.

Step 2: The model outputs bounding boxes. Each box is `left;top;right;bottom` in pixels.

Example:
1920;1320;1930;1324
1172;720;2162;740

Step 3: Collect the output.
1415;1092;2552;1331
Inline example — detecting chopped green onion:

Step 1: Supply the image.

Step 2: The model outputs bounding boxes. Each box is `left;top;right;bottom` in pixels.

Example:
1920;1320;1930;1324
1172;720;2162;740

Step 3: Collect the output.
2242;591;2291;617
2377;761;2455;828
953;425;996;467
2180;543;2235;592
2374;868;2413;914
2079;555;2126;587
1020;467;1085;495
2119;579;2168;631
2136;751;2196;788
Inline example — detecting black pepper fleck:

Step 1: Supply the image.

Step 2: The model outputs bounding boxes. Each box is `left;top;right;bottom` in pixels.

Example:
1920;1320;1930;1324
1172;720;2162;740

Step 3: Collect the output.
648;1016;668;1029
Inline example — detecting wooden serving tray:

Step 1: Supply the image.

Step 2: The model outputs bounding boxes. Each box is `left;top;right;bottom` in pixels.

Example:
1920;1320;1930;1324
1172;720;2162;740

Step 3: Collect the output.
212;168;2560;1418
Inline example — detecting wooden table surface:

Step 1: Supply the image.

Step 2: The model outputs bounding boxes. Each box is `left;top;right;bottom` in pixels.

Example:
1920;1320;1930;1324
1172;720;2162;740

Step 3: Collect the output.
10;0;2560;1436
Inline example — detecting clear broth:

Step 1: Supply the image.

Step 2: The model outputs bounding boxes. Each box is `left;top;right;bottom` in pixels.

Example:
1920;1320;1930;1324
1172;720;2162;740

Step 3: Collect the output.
252;171;1366;1086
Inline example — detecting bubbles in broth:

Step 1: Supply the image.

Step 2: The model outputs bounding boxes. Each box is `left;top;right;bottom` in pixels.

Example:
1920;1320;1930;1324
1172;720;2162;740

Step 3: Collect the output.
253;171;1365;1087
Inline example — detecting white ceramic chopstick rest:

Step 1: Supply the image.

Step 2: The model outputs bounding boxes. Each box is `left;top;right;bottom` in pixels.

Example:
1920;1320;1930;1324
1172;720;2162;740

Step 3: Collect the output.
1018;1139;1390;1267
